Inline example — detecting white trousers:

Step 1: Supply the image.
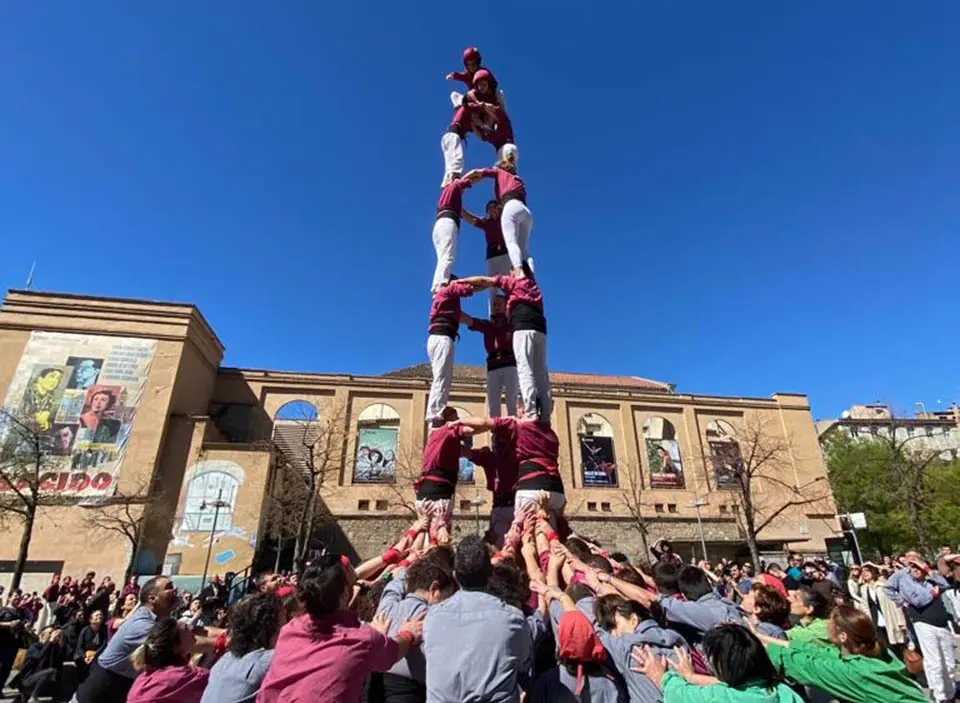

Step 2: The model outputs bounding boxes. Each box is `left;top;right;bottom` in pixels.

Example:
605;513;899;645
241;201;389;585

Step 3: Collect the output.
415;498;453;526
500;199;533;270
441;132;464;184
513;330;551;420
486;254;511;310
914;621;957;702
426;334;455;422
486;366;519;418
515;489;566;529
431;218;458;291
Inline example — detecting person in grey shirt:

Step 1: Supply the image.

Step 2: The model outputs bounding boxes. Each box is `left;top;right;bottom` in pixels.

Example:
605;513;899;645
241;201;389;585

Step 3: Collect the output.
376;551;458;701
422;535;533;703
201;592;283;703
72;575;178;703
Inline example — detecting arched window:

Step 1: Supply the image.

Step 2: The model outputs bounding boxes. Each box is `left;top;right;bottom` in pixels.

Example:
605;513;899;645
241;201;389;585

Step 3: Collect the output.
642;417;685;489
578;413;617;487
706;419;741;489
451;407;475;483
354;403;400;483
179;469;240;532
275;400;319;422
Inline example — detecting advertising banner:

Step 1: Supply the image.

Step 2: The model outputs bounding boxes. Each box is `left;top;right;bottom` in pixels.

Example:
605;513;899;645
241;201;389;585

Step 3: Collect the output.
0;332;157;497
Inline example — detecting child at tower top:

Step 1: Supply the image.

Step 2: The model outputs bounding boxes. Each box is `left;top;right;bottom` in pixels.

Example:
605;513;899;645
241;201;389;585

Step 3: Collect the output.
446;47;500;98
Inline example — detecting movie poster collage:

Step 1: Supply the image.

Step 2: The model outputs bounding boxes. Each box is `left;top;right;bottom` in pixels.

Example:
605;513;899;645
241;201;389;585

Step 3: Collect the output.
0;332;157;495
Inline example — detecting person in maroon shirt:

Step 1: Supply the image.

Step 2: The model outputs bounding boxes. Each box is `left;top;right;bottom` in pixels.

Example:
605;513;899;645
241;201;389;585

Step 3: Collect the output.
462;70;516;164
425;279;475;423
464;427;518;546
463;199;512;299
460;294;518;418
415;407;469;526
461;267;551;421
430;171;481;292
446;47;501;100
453;409;567;527
446;46;506;119
465;149;531;274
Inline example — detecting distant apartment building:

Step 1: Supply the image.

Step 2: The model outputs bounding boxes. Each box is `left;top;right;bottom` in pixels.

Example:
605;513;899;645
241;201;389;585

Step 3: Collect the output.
817;403;960;459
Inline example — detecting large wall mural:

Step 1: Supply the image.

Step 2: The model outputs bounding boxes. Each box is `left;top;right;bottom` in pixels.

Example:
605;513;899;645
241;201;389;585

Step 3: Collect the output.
0;332;157;497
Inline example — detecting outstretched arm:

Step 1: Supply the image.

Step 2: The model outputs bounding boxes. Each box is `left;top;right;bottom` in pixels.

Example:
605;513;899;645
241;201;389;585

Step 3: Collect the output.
460;312;473;326
452;417;497;435
457;275;498;291
462;210;482;228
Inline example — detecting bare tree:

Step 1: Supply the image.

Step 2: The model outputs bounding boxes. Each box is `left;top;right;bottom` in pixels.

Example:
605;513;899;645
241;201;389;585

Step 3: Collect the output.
268;402;348;573
616;463;652;562
858;420;945;554
0;409;73;591
79;480;159;582
704;412;831;569
384;443;427;518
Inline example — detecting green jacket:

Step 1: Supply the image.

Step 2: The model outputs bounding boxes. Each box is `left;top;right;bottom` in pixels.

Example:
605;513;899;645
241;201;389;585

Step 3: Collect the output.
784;618;830;645
766;642;927;703
661;671;804;702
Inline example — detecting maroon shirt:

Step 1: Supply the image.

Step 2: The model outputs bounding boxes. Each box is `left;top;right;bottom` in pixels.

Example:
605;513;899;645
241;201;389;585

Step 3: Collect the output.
492;418;559;471
494;275;546;333
474;217;507;259
450;66;500;95
467;315;515;370
417;424;469;499
470;443;518;506
478;167;526;205
428;281;474;338
435;177;473;223
478;107;514;150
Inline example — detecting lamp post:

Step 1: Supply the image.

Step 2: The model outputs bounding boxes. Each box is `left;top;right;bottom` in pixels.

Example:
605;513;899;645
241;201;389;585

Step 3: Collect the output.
470;497;486;535
200;489;231;593
685;498;709;562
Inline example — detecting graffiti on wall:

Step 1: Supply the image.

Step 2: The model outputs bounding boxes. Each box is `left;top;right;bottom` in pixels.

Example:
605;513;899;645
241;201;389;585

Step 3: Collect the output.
0;332;157;497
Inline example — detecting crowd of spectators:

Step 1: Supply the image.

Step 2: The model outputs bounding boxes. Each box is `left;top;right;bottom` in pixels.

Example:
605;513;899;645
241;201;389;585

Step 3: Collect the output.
1;513;958;702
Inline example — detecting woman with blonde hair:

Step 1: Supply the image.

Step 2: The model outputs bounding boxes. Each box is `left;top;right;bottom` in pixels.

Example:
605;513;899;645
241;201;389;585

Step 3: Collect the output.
466;148;533;276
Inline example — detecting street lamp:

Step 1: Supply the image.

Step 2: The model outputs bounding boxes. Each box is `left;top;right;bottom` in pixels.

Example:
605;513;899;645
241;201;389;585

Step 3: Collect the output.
685;498;709;562
200;489;232;593
469;497;486;535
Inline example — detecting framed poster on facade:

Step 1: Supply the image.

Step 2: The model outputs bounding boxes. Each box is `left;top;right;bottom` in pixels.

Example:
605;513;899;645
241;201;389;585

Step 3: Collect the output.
580;435;617;487
646;439;685;488
710;440;742;489
353;427;398;483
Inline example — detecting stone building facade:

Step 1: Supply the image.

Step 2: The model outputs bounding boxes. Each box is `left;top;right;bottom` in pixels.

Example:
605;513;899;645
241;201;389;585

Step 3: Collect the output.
0;290;838;591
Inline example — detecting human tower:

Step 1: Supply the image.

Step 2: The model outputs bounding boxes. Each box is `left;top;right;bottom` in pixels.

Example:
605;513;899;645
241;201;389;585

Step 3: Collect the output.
412;47;565;545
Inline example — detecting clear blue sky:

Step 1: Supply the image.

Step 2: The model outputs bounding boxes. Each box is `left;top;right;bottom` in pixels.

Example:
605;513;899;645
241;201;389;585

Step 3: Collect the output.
1;2;957;420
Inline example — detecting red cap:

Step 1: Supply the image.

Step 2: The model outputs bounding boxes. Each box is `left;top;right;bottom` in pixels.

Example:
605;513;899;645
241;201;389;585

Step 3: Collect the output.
557;611;606;693
758;573;788;598
472;68;492;85
462;46;481;66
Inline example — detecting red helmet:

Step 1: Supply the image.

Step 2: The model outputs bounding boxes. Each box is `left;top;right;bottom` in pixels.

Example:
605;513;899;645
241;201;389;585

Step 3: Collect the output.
472;69;492;86
462;46;481;66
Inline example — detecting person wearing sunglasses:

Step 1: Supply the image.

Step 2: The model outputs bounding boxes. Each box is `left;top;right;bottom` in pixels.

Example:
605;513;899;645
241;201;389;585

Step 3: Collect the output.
258;554;423;703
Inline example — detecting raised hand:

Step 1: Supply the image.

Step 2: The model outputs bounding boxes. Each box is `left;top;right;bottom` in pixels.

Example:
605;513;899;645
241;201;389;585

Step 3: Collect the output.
398;611;425;642
370;611;392;636
668;646;695;680
630;645;667;686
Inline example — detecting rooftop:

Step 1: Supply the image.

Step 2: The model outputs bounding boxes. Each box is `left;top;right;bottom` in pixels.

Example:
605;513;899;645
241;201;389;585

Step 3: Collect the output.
379;364;675;393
